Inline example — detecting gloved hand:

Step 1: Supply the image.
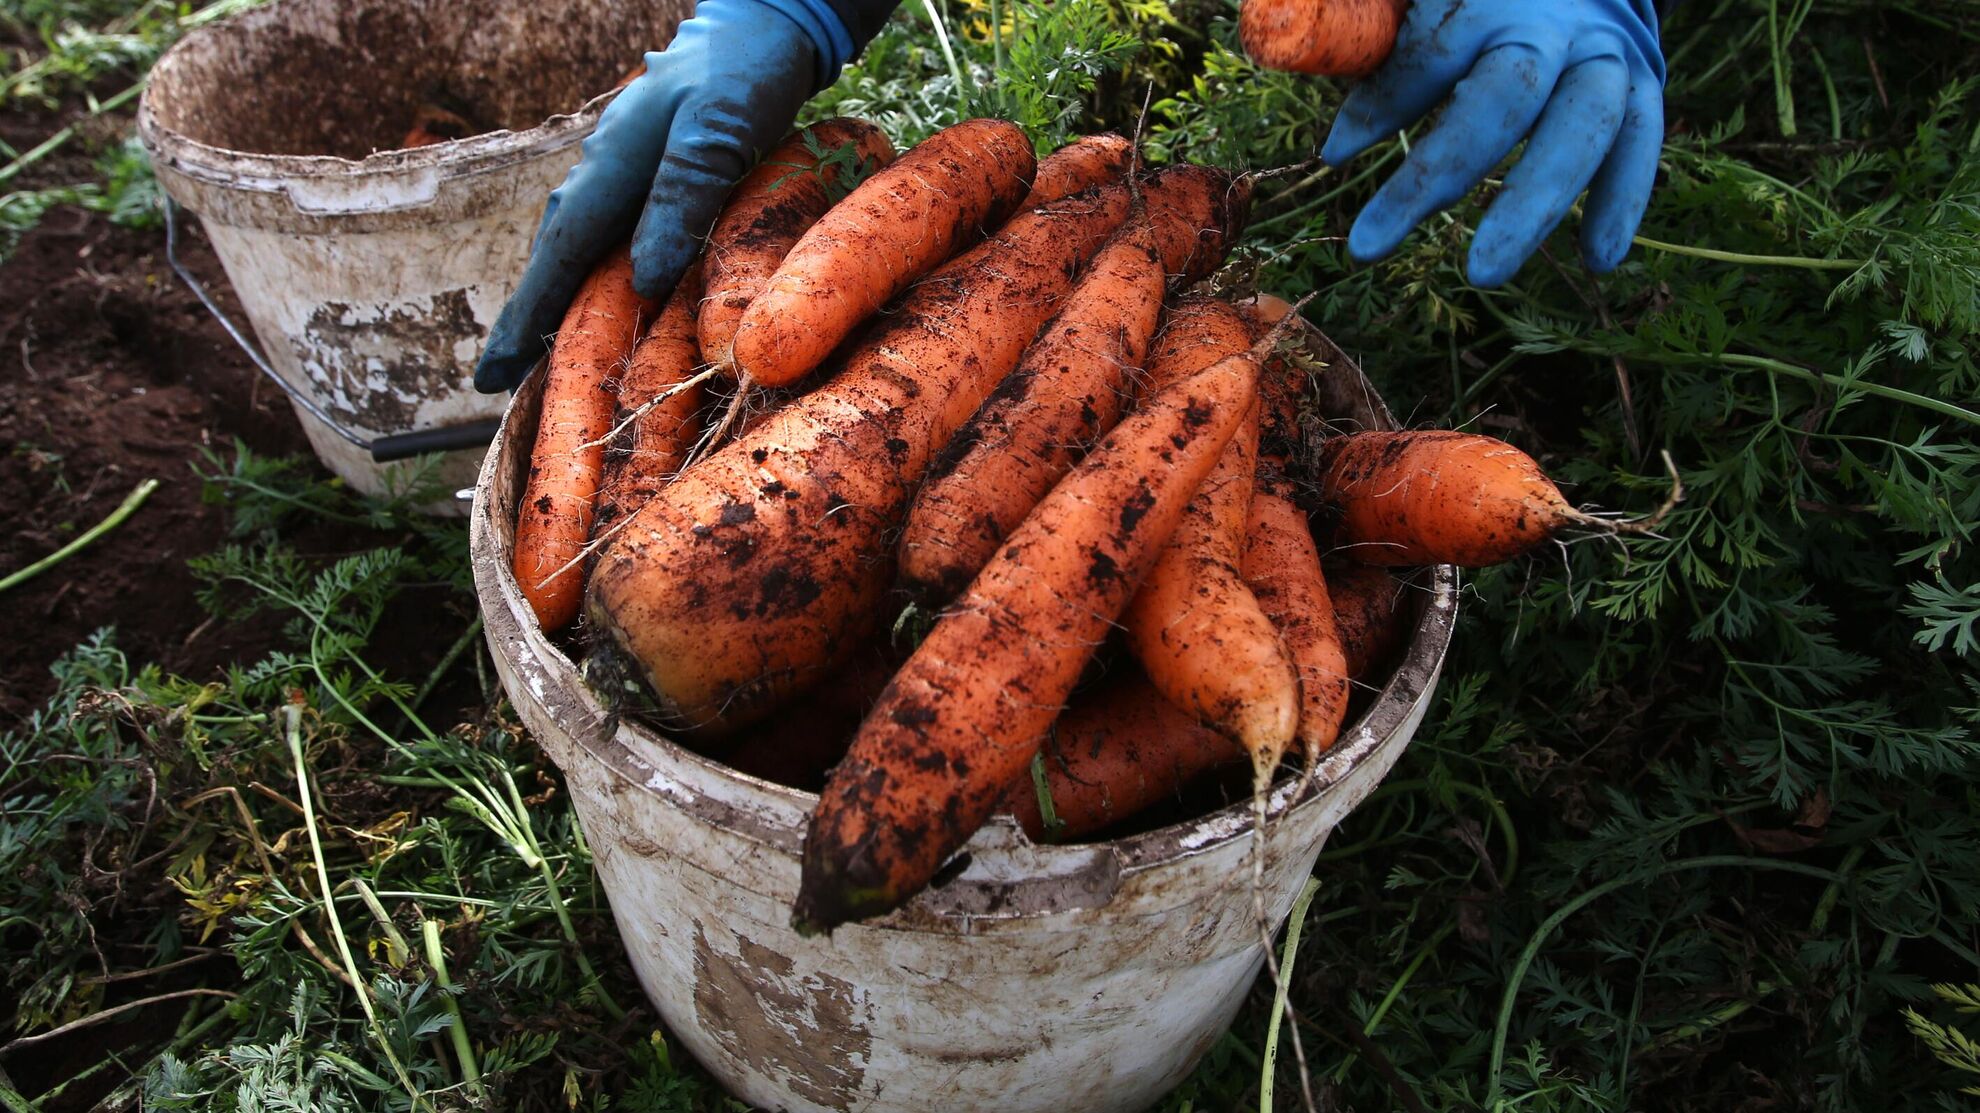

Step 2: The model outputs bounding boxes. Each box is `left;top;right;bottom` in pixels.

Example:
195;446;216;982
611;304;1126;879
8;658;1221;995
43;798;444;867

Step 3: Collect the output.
475;0;854;393
1321;0;1665;288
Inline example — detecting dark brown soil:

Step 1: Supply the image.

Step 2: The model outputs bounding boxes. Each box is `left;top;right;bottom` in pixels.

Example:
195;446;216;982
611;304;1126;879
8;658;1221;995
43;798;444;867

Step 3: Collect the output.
0;203;318;718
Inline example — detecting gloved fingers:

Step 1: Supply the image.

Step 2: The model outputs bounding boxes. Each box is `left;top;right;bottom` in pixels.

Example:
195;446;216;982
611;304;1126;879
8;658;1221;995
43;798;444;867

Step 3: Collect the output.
1580;74;1665;273
1466;57;1629;288
474;73;682;393
1320;3;1477;166
629;79;810;298
1347;43;1562;266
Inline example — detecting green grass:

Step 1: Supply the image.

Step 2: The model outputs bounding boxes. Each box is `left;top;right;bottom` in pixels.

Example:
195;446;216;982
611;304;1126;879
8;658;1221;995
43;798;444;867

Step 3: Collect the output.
3;0;1979;1109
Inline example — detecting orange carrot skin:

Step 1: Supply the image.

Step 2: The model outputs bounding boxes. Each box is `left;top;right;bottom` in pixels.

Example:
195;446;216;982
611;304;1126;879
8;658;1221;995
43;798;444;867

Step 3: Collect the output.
1004;670;1243;841
1318;430;1576;566
588;186;1136;735
1020;133;1134;210
699;119;897;367
512;251;656;632
1141;165;1254;286
1122;299;1299;770
586;169;1246;736
729;119;1038;389
1245;481;1351;761
794;347;1264;931
593;262;705;535
1328;561;1408;681
897;213;1167;600
1239;0;1407;78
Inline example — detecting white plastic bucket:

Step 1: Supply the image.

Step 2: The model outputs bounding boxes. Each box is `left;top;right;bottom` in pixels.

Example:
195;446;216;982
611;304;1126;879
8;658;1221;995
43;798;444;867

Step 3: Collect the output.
469;319;1457;1112
137;0;693;511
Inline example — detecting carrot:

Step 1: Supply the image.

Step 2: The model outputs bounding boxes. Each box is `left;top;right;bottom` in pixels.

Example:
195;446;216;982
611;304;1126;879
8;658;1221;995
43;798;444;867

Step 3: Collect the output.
512;250;655;632
1020;133;1134;209
698;119;897;369
610;62;646;92
592;262;706;535
1122;299;1299;781
1327;562;1408;681
1239;0;1407;78
1003;670;1243;842
1317;430;1608;567
399;101;477;149
586;168;1246;735
897;209;1168;600
726;118;1037;389
794;342;1265;931
1244;482;1350;761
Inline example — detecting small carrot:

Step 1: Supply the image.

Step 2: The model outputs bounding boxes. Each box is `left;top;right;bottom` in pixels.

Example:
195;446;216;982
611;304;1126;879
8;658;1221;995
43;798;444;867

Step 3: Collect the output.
897;208;1168;600
794;341;1265;932
512;250;656;632
592;262;706;535
727;118;1037;389
1020;133;1134;209
1327;562;1409;681
1318;430;1622;567
399;101;477;149
1003;670;1243;842
698;119;897;369
1239;0;1408;78
1123;299;1300;782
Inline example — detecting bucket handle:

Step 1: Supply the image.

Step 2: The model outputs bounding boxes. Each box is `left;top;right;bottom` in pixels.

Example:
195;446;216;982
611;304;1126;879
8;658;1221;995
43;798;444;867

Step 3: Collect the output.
163;197;500;463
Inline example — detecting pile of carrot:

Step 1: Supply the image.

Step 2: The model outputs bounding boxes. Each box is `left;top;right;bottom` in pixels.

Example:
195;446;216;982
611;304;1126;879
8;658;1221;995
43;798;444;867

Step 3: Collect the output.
505;116;1647;932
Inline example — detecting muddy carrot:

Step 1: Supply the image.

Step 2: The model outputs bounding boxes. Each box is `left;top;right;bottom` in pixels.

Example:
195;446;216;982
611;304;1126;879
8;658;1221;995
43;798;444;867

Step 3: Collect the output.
586;168;1246;736
1003;670;1244;841
1123;299;1300;781
727;118;1037;389
698;119;897;368
1328;561;1408;681
593;262;705;534
897;209;1167;600
1020;133;1135;209
512;250;656;632
1317;430;1611;567
1239;0;1408;78
794;342;1265;931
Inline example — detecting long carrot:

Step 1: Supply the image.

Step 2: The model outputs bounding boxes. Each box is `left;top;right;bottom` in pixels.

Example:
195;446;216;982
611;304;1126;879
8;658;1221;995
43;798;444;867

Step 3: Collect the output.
727;118;1037;389
586;168;1245;735
1122;299;1299;781
897;208;1168;600
794;343;1265;932
512;250;655;632
592;262;705;535
1020;133;1134;209
698;119;897;369
1317;430;1608;567
1328;561;1408;681
1239;0;1407;78
1003;670;1243;842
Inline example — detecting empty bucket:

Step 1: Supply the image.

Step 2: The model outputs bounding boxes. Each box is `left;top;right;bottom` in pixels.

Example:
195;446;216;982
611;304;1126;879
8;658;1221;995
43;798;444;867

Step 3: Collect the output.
138;0;693;511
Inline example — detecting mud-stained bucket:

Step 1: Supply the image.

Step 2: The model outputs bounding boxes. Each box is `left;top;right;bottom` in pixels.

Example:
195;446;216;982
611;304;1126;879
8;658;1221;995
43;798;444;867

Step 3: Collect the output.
137;0;692;512
469;323;1457;1111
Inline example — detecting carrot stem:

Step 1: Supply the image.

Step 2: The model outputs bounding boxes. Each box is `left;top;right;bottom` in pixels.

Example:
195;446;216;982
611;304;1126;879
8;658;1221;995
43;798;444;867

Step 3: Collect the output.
1260;876;1323;1113
0;477;158;594
1629;235;1865;270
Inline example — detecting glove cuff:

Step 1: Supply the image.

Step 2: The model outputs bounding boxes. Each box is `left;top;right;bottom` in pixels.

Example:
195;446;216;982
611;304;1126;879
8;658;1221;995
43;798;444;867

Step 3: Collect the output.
737;0;857;85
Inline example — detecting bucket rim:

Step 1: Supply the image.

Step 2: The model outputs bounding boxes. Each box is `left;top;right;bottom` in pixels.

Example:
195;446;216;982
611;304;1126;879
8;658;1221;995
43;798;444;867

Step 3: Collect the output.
469;314;1458;920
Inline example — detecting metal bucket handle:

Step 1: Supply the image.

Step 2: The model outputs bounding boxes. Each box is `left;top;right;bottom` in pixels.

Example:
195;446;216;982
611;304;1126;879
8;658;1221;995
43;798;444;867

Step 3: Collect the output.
163;197;500;463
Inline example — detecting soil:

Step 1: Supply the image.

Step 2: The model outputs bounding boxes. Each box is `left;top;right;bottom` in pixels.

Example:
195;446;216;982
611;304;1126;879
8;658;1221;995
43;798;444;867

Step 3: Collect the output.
0;92;480;723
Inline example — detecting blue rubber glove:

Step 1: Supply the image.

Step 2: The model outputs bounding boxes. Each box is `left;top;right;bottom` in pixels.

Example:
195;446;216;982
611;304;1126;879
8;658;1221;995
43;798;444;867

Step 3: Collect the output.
475;0;855;393
1321;0;1666;288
